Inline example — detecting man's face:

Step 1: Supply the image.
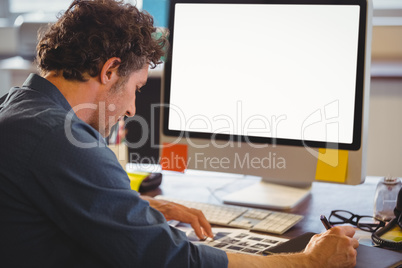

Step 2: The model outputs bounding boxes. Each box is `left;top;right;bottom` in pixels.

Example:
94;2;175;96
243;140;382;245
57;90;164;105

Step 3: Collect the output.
95;64;149;137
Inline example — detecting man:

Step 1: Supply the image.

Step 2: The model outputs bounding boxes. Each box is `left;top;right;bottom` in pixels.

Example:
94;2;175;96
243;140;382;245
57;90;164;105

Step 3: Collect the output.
0;0;358;267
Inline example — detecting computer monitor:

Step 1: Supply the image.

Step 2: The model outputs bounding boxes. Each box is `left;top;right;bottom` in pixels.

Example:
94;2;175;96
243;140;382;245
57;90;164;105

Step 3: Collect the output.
160;0;372;209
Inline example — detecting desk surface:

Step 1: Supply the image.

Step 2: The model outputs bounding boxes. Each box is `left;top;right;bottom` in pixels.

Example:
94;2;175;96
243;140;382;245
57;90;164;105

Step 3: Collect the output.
142;169;382;239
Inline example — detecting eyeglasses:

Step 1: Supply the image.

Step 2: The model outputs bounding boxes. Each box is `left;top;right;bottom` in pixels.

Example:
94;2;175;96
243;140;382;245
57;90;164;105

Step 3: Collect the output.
328;210;386;232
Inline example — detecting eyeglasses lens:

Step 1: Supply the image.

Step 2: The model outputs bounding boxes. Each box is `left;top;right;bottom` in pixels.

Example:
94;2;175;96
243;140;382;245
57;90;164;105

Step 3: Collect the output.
330;210;353;224
357;216;381;232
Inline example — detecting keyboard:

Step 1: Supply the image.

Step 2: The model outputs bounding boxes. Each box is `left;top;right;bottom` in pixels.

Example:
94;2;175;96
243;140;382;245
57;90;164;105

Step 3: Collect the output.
155;196;303;234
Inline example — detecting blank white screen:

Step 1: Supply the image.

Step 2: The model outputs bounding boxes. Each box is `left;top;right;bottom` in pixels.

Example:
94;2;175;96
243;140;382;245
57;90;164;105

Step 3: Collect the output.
168;3;360;144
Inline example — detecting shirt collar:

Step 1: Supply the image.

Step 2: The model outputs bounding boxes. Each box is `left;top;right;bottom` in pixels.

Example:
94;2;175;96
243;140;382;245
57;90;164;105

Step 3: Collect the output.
22;73;73;112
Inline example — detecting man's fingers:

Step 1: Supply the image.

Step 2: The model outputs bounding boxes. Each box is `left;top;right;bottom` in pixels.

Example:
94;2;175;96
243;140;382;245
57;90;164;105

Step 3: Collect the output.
189;208;214;238
167;205;211;240
342;226;357;238
331;225;356;238
351;237;359;249
181;211;205;240
170;203;213;239
184;209;213;240
145;198;214;240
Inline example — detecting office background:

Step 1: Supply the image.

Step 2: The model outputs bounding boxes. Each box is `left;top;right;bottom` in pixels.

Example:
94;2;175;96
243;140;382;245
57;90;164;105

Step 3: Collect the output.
0;0;401;177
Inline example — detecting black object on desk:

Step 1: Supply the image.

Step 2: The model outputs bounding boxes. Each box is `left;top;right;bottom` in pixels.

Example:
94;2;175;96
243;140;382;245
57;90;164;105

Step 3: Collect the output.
139;173;162;192
264;232;402;268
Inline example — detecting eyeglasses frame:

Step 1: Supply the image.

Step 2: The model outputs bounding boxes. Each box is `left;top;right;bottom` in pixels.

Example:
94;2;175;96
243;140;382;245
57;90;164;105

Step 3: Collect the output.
328;209;386;232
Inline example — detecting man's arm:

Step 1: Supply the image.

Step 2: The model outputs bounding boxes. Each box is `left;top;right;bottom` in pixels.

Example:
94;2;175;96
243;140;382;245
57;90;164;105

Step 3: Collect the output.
227;226;358;268
27;123;228;268
140;193;358;268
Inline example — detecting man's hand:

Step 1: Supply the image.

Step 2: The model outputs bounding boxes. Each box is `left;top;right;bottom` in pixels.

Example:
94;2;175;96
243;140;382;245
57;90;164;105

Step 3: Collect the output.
227;226;359;268
303;226;359;267
140;196;214;240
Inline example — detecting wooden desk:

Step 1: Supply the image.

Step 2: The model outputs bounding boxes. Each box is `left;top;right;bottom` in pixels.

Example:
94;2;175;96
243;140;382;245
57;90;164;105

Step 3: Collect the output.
285;176;379;238
143;170;381;239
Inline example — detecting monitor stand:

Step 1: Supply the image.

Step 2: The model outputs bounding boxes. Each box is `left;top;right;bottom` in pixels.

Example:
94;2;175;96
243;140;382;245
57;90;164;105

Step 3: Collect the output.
222;180;312;210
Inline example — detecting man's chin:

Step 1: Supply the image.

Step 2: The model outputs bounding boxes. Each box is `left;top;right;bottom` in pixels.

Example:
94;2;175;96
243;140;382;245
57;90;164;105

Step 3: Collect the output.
98;122;117;139
103;128;111;138
96;126;110;138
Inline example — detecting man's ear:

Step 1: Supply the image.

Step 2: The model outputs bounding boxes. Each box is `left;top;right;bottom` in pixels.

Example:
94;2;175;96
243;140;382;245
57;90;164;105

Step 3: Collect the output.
100;57;121;85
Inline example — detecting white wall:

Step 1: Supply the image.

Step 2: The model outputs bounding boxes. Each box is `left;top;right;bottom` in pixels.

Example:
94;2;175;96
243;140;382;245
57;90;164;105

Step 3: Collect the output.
366;25;402;177
367;78;402;177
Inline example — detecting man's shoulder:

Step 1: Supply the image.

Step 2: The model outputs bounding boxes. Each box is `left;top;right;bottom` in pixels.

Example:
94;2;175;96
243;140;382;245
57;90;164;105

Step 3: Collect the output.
1;87;70;131
0;87;101;162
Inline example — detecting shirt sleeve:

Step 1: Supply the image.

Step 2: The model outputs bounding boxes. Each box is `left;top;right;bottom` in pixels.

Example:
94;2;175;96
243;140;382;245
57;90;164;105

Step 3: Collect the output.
27;121;228;268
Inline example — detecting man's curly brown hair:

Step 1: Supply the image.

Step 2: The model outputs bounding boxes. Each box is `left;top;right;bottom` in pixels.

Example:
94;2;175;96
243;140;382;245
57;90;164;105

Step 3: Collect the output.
36;0;167;81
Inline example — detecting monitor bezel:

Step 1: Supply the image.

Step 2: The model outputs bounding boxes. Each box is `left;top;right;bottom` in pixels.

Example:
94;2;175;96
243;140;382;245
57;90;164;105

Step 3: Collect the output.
163;0;368;150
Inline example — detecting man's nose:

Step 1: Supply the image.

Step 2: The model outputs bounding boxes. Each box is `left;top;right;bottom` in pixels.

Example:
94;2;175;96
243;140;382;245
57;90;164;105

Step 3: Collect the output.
125;103;136;117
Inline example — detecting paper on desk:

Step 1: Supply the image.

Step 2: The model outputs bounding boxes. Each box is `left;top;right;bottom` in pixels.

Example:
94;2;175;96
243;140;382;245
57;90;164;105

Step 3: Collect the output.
178;226;289;256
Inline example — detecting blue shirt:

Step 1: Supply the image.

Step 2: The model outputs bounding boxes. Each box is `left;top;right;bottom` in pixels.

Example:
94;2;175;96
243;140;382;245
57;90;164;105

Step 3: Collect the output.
0;74;228;268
